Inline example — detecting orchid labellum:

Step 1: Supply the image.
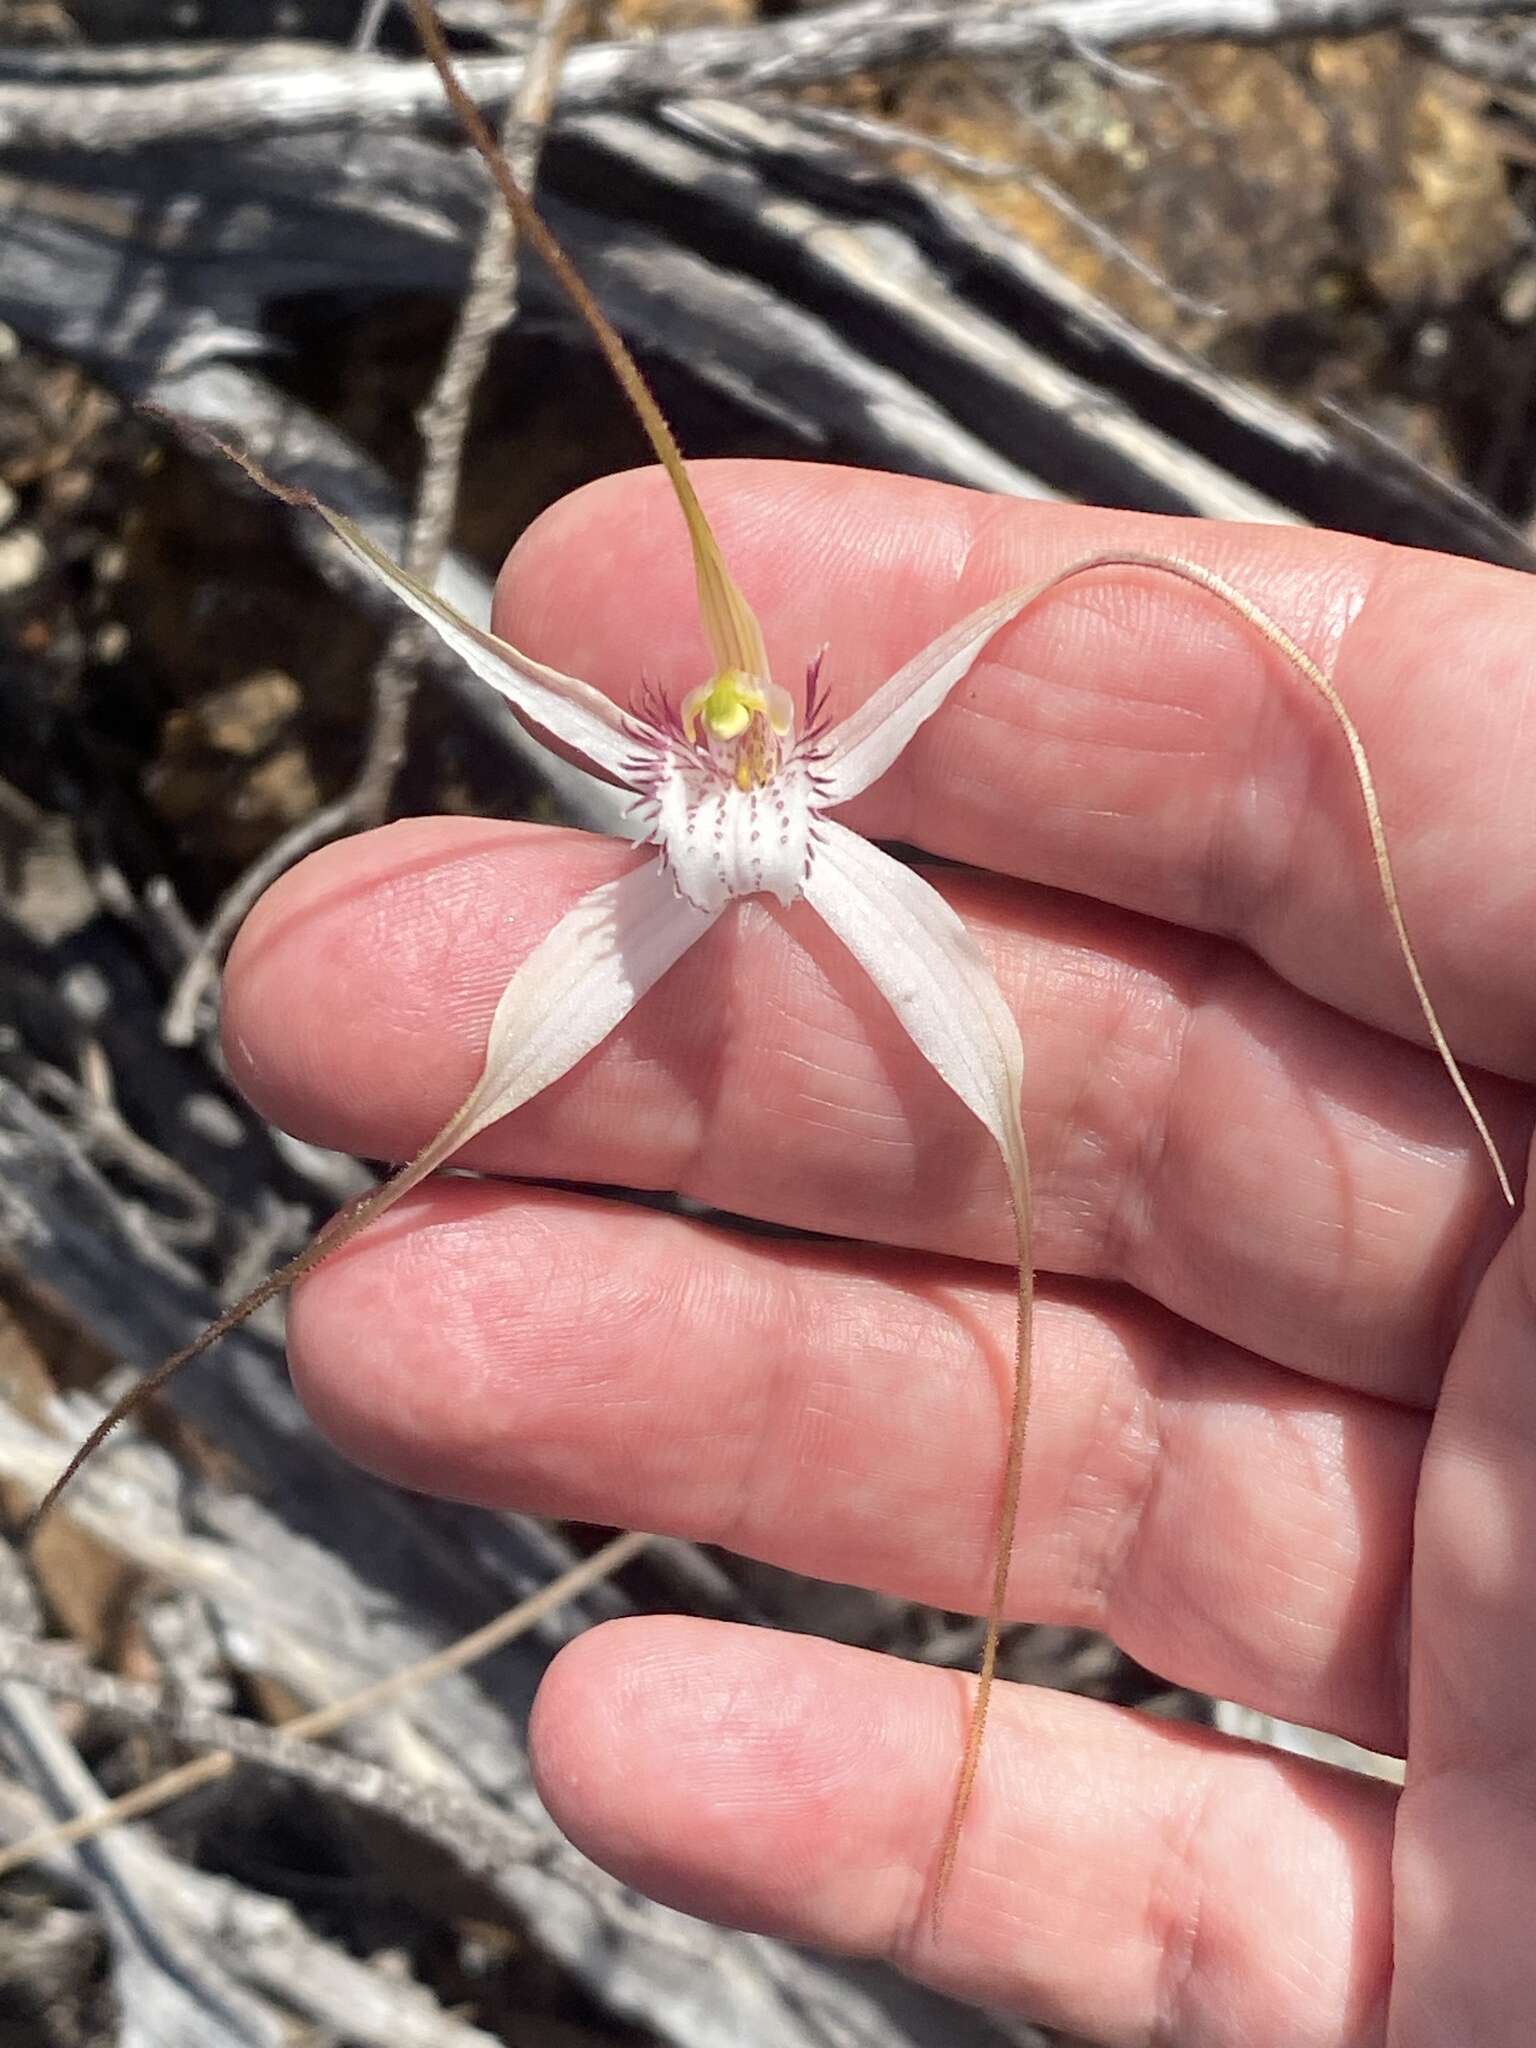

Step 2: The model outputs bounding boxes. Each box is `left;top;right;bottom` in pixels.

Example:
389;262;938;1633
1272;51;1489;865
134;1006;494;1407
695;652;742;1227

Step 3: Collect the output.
33;0;1514;1929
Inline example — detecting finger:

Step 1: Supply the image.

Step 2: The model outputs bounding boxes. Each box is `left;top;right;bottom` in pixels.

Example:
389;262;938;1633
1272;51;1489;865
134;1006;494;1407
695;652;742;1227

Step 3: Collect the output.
287;1173;1422;1754
226;817;1522;1402
498;462;1536;1080
1391;1143;1536;2043
528;1618;1395;2046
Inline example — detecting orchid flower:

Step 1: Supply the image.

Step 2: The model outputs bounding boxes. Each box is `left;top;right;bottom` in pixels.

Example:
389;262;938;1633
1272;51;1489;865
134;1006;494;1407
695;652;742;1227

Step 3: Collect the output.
33;0;1513;1930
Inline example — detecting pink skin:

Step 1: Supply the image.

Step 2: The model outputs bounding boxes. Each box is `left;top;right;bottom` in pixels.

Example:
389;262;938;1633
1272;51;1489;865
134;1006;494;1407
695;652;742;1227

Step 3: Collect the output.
223;464;1536;2046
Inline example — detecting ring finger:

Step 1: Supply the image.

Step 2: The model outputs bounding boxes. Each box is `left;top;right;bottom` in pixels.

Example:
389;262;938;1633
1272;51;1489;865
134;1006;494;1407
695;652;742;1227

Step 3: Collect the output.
289;1174;1423;1754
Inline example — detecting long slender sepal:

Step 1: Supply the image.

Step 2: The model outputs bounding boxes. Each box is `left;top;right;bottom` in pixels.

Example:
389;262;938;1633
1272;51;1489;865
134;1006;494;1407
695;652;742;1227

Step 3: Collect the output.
818;551;1515;1206
815;584;1068;808
29;857;717;1534
802;820;1033;1925
141;412;646;784
1110;553;1515;1206
404;0;770;684
303;498;649;782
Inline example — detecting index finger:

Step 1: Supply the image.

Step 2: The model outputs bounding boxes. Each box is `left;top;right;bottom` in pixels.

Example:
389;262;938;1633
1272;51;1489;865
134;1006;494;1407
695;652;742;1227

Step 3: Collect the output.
497;463;1536;1082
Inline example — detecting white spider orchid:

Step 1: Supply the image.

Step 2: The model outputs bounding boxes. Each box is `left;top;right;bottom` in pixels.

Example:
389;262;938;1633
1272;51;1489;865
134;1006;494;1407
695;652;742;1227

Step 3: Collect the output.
317;498;1040;1222
306;491;1046;1920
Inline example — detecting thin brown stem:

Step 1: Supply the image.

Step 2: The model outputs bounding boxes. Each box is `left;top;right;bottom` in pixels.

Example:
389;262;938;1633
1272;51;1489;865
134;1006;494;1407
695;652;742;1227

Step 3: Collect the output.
353;0;588;831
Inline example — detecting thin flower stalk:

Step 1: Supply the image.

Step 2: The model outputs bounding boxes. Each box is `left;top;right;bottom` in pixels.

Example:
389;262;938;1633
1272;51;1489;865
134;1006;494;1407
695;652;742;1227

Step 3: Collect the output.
29;0;1514;1933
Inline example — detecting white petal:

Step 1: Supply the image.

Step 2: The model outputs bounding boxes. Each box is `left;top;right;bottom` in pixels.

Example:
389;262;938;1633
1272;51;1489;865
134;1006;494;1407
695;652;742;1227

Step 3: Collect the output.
342;854;717;1198
813;585;1050;806
456;852;721;1145
312;502;648;786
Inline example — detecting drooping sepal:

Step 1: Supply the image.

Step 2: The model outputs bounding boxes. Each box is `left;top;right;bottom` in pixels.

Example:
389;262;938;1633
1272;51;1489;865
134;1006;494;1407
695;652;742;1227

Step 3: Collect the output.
801;820;1034;1921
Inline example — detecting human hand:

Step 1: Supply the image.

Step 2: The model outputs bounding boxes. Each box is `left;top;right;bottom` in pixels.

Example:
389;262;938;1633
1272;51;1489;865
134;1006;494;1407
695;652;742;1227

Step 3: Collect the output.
223;465;1533;2046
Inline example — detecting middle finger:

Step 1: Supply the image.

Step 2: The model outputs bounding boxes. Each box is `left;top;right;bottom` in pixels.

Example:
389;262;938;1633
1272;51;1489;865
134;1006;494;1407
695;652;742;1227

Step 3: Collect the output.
225;816;1523;1406
288;1175;1422;1755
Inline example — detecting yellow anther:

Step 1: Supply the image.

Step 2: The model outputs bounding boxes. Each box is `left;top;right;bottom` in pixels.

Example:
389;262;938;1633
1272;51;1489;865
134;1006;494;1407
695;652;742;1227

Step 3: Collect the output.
683;669;763;743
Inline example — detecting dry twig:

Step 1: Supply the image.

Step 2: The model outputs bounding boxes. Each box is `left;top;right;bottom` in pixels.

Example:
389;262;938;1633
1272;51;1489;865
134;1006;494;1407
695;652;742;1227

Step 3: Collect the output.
0;1679;284;2047
0;0;1531;151
761;96;1225;320
0;1526;649;1880
1409;17;1536;85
